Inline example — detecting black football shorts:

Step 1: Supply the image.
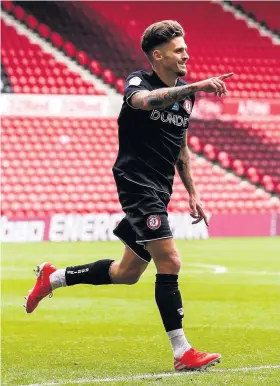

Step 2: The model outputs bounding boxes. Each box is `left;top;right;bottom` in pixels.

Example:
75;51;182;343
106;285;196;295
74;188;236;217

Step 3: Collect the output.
113;175;173;263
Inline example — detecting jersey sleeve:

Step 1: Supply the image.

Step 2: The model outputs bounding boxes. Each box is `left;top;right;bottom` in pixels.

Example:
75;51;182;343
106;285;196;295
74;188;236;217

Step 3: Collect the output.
124;72;149;110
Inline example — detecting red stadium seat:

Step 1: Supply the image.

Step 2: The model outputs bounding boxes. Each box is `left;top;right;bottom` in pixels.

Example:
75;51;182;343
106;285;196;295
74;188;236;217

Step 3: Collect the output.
115;78;125;94
203;144;217;161
2;1;13;12
63;41;76;57
217;152;231;169
76;51;89;66
25;14;38;29
89;60;102;75
188;136;202;153
38;24;51;39
13;5;25;21
102;69;115;85
50;32;63;48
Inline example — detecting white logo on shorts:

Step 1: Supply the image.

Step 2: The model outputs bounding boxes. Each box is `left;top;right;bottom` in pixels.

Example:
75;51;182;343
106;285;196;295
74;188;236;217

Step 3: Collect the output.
147;215;161;230
177;307;184;316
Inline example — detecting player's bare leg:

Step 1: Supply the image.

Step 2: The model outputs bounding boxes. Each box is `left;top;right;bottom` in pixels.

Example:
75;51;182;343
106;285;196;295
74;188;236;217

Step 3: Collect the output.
109;247;148;284
146;238;221;371
25;246;148;313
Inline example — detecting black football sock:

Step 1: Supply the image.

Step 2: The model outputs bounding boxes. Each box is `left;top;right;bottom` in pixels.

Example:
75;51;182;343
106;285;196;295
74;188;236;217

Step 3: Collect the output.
155;273;184;332
65;259;114;286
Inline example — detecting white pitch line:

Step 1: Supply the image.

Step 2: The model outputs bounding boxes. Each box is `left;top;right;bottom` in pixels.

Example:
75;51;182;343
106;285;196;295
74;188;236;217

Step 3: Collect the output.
186;263;228;274
186;263;224;269
229;271;280;276
185;264;280;276
20;365;280;386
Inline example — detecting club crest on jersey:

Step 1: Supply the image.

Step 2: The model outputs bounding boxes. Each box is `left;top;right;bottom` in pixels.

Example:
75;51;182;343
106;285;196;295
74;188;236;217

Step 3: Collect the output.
147;215;161;230
183;99;192;114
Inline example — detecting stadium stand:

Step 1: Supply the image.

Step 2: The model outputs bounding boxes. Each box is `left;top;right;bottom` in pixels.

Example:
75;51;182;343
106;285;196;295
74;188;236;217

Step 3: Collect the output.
1;17;105;95
12;1;138;78
13;1;280;99
2;117;279;219
3;1;279;193
1;1;279;219
239;120;280;146
82;1;280;99
232;1;280;34
2;1;126;93
190;120;280;191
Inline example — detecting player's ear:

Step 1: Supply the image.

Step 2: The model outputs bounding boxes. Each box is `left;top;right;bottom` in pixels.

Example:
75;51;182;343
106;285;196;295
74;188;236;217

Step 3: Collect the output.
153;49;163;62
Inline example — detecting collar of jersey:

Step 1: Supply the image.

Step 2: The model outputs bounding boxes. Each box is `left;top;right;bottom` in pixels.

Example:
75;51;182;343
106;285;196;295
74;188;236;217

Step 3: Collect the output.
151;71;180;88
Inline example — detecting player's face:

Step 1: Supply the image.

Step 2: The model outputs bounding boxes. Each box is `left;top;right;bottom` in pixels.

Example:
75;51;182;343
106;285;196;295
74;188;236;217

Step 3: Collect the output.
158;37;189;77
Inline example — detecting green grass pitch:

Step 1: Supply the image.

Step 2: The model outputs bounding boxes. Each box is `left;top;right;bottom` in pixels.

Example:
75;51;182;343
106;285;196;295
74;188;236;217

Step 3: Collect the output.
2;237;280;385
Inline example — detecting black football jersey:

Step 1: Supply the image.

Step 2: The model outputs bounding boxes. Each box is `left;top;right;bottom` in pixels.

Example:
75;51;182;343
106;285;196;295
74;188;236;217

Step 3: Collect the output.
112;70;195;195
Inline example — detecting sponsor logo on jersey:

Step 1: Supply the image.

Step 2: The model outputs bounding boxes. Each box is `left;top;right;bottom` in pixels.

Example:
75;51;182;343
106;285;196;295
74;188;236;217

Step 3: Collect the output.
128;76;142;86
150;109;189;127
146;215;161;230
171;103;179;111
183;99;192;114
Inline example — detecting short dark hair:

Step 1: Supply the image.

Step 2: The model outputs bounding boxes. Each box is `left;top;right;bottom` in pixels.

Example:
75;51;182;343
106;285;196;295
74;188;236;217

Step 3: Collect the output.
141;20;184;56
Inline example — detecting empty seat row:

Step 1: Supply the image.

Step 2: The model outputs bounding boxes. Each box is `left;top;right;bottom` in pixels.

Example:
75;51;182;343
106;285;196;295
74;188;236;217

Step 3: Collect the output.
2;117;279;218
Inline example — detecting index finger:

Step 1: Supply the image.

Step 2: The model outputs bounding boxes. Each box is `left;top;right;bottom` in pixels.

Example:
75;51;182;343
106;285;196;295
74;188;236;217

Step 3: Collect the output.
198;207;209;227
203;214;209;227
218;72;234;81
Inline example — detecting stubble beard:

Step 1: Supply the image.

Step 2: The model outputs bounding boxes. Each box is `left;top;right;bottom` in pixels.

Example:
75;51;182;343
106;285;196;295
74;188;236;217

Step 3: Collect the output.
176;68;187;77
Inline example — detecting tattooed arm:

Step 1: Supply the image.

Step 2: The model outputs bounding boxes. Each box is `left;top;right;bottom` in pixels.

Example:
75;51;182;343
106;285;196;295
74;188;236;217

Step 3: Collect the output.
131;85;197;111
130;72;233;111
176;132;209;226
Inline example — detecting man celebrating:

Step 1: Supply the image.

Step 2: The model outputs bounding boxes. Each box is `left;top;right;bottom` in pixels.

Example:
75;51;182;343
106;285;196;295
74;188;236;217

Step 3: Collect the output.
25;20;232;372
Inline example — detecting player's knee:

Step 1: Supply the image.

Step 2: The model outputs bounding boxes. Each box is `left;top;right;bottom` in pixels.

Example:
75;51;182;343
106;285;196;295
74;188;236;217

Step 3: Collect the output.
125;274;140;285
156;249;181;274
168;251;181;273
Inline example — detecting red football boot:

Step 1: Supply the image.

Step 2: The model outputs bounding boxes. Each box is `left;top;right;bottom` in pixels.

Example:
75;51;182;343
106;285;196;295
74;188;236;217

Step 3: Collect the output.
25;262;57;313
174;348;221;371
